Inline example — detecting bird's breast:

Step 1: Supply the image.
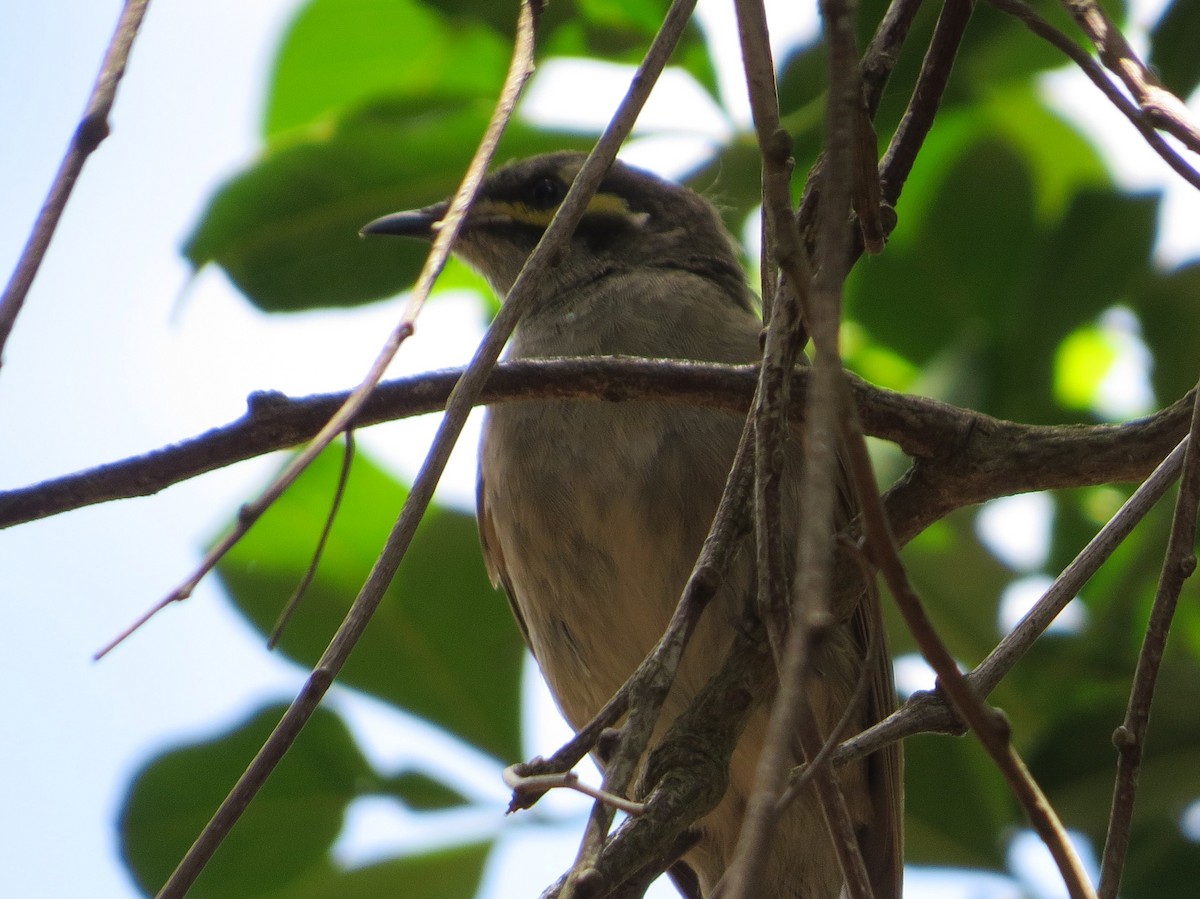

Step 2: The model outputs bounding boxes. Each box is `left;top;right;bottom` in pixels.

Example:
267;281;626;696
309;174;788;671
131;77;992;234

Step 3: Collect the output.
479;397;744;728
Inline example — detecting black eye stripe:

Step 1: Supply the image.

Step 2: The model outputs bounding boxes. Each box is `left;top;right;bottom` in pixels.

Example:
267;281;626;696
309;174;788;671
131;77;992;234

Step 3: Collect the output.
529;176;566;208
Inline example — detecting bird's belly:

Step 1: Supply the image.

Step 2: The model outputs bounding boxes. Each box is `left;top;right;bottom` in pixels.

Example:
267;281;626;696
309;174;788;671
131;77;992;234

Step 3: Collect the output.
481;399;741;729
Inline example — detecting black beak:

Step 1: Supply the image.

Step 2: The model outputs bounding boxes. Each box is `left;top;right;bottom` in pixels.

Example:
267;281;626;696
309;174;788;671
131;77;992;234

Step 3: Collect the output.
359;203;448;240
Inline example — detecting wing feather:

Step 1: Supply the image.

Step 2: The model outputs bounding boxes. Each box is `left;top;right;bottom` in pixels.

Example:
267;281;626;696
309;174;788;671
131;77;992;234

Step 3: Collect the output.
477;462;535;654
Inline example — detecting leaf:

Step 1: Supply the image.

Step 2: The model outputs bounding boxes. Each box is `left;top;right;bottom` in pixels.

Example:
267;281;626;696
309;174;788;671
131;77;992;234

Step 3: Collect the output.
215;446;526;762
265;0;510;137
904;733;1017;868
183;100;595;311
386;770;473;810
119;704;371;898
1054;324;1120;411
850;137;1039;374
996;189;1158;424
1134;262;1200;403
1150;0;1200;99
257;842;492;899
1027;662;1200;862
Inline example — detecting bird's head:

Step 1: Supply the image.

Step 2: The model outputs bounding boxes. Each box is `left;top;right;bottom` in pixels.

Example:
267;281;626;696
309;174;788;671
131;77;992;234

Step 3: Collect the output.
361;152;746;304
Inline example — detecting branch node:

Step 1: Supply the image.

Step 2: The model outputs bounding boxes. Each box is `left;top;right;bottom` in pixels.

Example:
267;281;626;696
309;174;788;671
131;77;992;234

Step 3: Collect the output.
1112;725;1136;750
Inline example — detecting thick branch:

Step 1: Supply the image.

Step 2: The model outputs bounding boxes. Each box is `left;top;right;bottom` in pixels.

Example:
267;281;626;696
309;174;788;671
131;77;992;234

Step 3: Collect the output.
4;360;1192;538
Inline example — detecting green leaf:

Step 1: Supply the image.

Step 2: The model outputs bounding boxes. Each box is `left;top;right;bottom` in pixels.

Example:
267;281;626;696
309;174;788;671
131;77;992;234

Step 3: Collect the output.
850;137;1039;373
119;704;371;898
893;510;1013;665
1151;0;1200;98
999;189;1158;423
265;0;510;137
576;0;672;35
1134;262;1200;403
385;770;473;810
258;842;492;899
904;733;1016;868
1054;324;1120;411
215;446;526;762
978;84;1110;222
183;100;595;312
1027;663;1200;858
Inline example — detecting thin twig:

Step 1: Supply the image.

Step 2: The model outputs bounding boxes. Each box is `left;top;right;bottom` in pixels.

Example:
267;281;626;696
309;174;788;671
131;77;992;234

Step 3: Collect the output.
134;2;546;662
153;2;544;893
268;432;356;650
722;0;873;892
840;395;1098;898
1098;385;1200;898
503;765;647;816
860;0;927;116
817;437;1186;771
879;0;975;207
984;0;1200;191
777;552;882;808
0;0;152;365
1058;0;1200;155
973;437;1189;696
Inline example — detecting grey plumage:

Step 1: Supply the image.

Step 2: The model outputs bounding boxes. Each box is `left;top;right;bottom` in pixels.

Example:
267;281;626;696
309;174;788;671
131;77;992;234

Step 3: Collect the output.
363;152;902;899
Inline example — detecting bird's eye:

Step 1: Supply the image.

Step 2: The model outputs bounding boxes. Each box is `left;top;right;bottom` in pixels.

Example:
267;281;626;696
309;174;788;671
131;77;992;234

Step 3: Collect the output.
529;176;565;208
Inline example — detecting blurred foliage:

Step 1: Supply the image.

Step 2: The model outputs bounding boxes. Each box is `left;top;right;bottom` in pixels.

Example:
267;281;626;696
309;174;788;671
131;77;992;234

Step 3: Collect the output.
133;0;1200;896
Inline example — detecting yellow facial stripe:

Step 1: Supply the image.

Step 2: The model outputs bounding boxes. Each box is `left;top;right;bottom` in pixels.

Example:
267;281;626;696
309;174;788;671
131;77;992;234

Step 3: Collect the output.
476;192;638;228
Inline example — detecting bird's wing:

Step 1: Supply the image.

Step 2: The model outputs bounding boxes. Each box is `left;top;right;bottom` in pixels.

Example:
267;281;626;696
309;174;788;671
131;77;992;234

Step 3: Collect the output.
477;462;534;653
854;581;905;899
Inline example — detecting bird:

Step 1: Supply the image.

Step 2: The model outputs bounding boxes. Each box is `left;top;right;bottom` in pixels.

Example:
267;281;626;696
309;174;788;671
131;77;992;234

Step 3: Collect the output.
362;151;902;899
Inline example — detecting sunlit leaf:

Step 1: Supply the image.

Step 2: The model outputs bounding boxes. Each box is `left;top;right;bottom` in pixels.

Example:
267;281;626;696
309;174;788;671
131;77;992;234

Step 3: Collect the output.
1054;325;1120;411
265;0;509;137
184;100;594;311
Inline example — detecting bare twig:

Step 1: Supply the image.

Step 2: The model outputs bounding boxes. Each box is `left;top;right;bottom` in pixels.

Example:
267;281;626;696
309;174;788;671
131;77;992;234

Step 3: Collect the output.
137;0;547;658
809;433;1187;778
154;2;544;892
984;0;1200;191
842;388;1098;897
879;0;975;206
973;438;1189;697
550;619;776;899
721;0;874;893
777;556;882;807
503;765;647;816
860;0;927;115
1098;386;1200;898
268;432;356;650
1058;0;1200;156
0;0;152;365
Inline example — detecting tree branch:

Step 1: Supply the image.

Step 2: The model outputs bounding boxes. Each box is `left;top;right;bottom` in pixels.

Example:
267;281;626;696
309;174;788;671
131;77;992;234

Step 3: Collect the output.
1058;0;1200;156
1098;382;1200;898
984;0;1200;191
5;359;1193;540
0;0;151;365
796;435;1186;774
